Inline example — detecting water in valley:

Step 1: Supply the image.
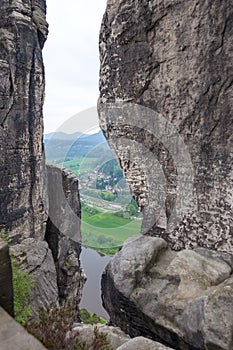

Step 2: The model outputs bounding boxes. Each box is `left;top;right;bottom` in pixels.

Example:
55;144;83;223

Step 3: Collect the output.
79;247;111;320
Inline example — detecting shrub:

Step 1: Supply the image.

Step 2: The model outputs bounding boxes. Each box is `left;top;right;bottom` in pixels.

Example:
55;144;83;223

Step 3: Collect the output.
97;235;108;245
12;260;34;325
100;192;116;202
80;309;107;325
91;327;112;350
26;303;83;350
26;303;112;350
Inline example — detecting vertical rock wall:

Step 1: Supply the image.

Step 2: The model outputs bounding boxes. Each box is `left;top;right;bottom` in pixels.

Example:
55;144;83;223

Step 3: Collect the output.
0;0;48;241
45;165;84;308
0;239;14;317
98;0;233;252
0;1;84;317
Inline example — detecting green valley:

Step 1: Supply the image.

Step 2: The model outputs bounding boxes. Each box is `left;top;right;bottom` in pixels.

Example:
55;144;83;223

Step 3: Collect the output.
45;131;142;255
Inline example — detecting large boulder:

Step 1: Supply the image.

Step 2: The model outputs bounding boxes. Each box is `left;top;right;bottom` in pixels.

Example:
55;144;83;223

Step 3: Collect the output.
117;337;174;350
73;324;174;350
102;236;233;350
98;0;233;252
73;324;131;349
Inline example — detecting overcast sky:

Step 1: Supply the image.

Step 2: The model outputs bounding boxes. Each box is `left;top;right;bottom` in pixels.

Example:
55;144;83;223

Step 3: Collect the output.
43;0;107;134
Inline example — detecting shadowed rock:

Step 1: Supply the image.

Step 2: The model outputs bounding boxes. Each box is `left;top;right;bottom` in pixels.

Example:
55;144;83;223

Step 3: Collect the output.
0;0;84;318
45;165;85;308
0;0;48;241
102;236;233;350
0;239;14;317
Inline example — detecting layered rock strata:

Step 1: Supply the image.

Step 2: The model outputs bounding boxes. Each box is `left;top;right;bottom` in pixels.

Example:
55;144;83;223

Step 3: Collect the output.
0;0;48;241
98;0;233;252
102;236;233;350
0;0;84;316
45;165;84;307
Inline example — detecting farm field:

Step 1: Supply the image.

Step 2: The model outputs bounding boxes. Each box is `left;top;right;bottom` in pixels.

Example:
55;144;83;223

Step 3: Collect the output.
45;131;142;255
81;204;141;255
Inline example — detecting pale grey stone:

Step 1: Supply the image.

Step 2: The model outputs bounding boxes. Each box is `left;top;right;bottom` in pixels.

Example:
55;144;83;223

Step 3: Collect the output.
117;337;174;350
98;0;233;253
0;307;46;350
73;324;130;350
102;236;233;349
0;1;84;319
10;239;59;316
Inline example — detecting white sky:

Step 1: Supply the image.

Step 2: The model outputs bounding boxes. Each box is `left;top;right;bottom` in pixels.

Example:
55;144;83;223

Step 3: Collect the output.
43;0;107;134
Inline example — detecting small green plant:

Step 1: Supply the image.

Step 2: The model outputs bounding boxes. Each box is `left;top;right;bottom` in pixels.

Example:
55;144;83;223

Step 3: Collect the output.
26;302;83;350
0;232;34;325
0;232;11;244
80;309;107;325
91;327;112;350
26;303;112;350
12;259;34;325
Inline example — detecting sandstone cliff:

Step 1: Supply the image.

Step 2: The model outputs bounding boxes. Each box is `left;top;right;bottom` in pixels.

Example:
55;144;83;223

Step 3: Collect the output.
45;165;84;307
0;0;48;241
0;0;84;317
99;1;233;349
99;0;233;252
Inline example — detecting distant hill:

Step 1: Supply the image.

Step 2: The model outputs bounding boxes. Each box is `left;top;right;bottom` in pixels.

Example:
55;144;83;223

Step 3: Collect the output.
43;131;82;143
44;130;108;162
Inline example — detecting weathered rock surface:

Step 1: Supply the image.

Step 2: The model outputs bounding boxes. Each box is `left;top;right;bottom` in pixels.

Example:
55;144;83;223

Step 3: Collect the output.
98;0;233;252
73;324;174;350
10;238;59;316
8;165;85;315
0;0;48;241
0;306;46;350
0;0;84;320
102;236;233;350
117;337;174;350
73;324;130;349
45;165;84;307
0;238;14;317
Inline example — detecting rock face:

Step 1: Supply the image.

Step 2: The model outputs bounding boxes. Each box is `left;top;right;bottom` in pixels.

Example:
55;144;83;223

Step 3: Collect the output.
0;239;14;317
45;165;84;307
10;239;59;316
8;165;85;316
102;236;233;350
0;1;84;317
0;0;48;241
98;0;233;252
0;306;46;350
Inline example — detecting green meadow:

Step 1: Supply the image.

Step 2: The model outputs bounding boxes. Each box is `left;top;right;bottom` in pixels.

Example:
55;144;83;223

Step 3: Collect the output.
81;204;141;255
58;157;142;255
